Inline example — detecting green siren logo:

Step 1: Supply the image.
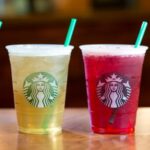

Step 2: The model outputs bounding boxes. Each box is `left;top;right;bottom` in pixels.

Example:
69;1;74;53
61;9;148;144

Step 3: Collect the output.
23;72;58;108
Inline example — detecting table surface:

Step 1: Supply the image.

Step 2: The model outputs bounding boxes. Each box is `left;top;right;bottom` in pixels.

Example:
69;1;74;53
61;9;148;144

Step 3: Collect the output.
0;108;150;150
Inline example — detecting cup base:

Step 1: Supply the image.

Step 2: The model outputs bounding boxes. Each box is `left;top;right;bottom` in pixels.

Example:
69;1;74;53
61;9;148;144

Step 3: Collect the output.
92;127;134;134
18;127;62;135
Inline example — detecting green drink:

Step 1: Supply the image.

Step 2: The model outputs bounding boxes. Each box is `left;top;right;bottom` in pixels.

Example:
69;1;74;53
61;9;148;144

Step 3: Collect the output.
6;44;73;134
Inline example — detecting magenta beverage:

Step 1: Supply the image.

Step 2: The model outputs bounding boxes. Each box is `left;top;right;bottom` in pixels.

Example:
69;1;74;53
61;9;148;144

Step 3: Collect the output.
80;44;148;134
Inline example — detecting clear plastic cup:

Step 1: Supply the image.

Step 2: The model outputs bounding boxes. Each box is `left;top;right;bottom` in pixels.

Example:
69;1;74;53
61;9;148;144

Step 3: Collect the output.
80;44;148;134
6;44;74;135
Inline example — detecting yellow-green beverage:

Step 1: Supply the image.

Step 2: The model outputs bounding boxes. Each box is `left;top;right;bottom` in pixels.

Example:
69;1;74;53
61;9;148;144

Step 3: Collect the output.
6;44;73;134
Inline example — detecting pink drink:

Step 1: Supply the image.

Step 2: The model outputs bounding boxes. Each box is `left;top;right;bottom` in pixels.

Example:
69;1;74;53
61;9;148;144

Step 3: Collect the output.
80;45;148;134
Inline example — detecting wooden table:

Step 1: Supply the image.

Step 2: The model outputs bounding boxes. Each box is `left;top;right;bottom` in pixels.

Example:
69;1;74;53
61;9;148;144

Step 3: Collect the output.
0;108;150;150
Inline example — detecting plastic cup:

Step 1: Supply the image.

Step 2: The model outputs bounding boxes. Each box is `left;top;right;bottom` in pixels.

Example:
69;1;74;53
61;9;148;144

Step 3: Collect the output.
6;44;74;135
80;44;148;134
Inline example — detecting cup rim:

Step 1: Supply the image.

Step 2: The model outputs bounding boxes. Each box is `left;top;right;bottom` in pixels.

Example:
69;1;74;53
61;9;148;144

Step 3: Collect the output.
6;44;74;56
79;44;148;56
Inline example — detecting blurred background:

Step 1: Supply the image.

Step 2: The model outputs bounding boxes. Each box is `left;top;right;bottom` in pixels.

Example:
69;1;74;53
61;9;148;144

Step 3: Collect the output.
0;0;150;108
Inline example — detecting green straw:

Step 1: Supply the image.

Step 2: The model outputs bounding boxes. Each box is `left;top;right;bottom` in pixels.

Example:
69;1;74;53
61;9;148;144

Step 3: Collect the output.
134;21;148;48
0;21;2;29
64;18;77;47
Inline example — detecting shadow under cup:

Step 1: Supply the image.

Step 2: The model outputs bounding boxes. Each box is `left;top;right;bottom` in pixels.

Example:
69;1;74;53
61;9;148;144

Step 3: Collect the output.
6;44;74;135
80;44;148;134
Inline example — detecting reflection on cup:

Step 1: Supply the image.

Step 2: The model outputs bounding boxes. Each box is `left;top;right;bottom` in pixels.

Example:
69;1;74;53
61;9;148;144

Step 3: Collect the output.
6;44;73;134
80;44;148;134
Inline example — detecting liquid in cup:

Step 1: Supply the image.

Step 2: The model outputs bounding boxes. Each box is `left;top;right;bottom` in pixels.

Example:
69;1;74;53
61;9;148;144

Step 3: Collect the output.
80;44;148;134
6;44;73;134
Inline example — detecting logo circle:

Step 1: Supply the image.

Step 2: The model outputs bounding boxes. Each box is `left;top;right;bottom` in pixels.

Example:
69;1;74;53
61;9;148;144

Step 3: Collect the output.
23;72;58;108
96;73;131;108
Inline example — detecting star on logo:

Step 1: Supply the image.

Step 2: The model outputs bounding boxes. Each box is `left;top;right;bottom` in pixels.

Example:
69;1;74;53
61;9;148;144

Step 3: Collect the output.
38;73;44;79
97;81;105;87
123;81;131;88
24;81;31;87
50;80;57;87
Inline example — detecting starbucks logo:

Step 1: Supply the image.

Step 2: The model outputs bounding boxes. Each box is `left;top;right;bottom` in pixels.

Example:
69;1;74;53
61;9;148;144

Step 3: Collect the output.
23;72;58;108
97;73;131;108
